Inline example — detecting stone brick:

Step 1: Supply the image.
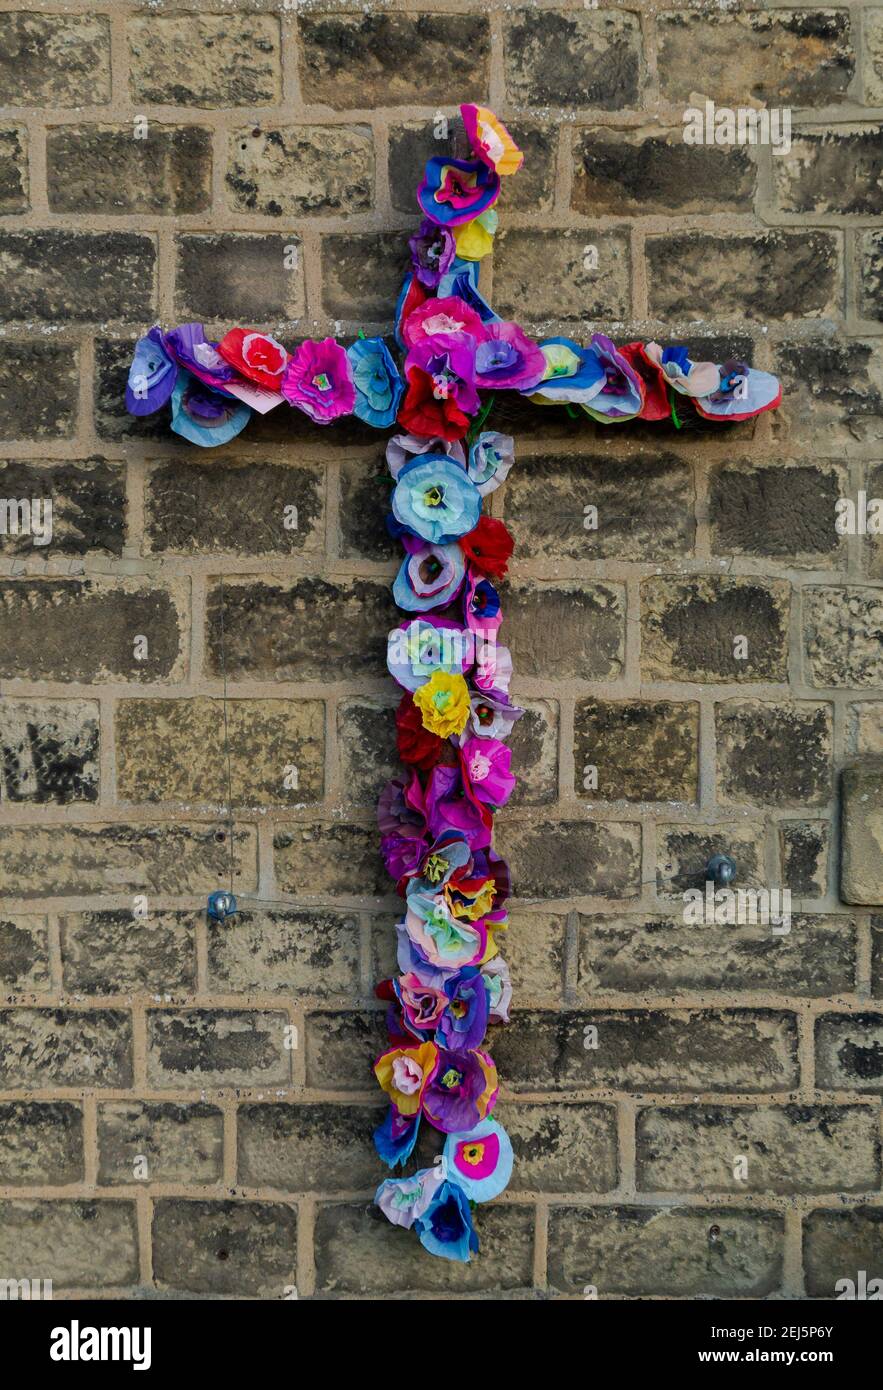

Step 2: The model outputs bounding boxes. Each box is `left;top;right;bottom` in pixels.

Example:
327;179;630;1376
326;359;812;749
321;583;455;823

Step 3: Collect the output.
577;913;855;999
304;1009;386;1091
815;1012;883;1091
175;234;305;324
228;125;372;219
548;1206;783;1297
774;128;883;216
573;127;755;216
493;229;630;325
851;702;883;754
60;910;196;995
804;587;883;689
504;581;625;681
0;230;155;322
0;1102;83;1185
0;126;27;212
145;456;323;558
152;1199;296;1297
0;14;112;107
97;1102;223;1186
0;915;49;991
502;452;694;563
0;457;125;558
321;232;409;325
641;577;790;684
646;232;840;322
47;126;211;216
495;819;640;901
208;908;360;997
493;1008;798;1093
717;700;833;809
338;455;394;562
299;14;490;109
709;459;845;566
0;341;78;440
636;1105;879;1194
147;1010;289;1089
868;462;883;579
0;1009;132;1089
116;698;324;808
859;230;883;321
841;760;883;906
498;1101;618;1194
504;10;641;109
205;576;395;683
314;1200;533;1295
656;823;767;900
500;910;568;1003
804;1208;883;1297
0;823;256;898
389;118;557;216
574;699;699;804
274;822;386;899
0;699;99;805
507;698;559;807
336;698;397;809
875;916;883;997
772;339;883;448
656;11;854;107
780;821;829;897
128;13;281;106
0;1200;137;1290
0;578;186;683
238;1102;381;1192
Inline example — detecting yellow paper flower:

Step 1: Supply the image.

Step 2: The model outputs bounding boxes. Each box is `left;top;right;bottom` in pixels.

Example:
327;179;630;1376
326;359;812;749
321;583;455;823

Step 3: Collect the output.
413;670;471;738
373;1041;438;1117
454;217;494;262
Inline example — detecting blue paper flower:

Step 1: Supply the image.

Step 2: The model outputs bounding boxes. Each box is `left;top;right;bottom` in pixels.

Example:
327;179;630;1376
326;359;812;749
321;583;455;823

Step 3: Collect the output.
392;454;481;544
347;336;403;428
529;336;606;404
413;1178;480;1261
373;1106;421;1169
417;156;500;228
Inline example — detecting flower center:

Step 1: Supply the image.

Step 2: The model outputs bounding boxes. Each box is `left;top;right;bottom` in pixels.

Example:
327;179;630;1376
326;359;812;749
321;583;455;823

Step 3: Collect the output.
423;484;445;507
462;1142;485;1167
312;372;332;391
440;1067;463;1089
469;752;491;781
423;852;449;885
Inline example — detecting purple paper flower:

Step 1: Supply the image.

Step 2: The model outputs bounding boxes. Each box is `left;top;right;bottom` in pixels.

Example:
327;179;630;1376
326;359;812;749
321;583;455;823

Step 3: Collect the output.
404;334;481;418
460;689;524;742
473;321;546;391
437;967;490;1051
581;334;643;422
408;219;456;289
422;1045;498;1133
281;337;356;423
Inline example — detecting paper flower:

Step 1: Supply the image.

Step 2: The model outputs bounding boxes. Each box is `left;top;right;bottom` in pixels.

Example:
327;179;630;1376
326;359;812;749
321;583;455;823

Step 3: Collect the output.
694;360;782;421
395;691;445;772
404;893;486;974
580;333;644;423
373;1106;422;1168
401;295;488;352
393;538;466;612
418;156;500;227
386;431;466;480
375;1165;447;1229
405;832;473;896
391;454;481;544
459;515;514;579
443;1117;514;1201
408;219;456;289
218;327;288;389
464;570;502;638
454;208;497;262
413;669;472;738
125;326;178;415
373;1040;439;1117
164;323;236;394
170;371;251;448
394;273;428;350
460;689;523;742
617;341;671;421
399;336;480;441
413;1179;480;1262
474;321;547;392
529;336;606;405
461;736;516;806
437;967;490;1051
387;616;472;691
421;1046;498;1133
644;342;720;398
467;431;514;496
347;336;403;428
425;761;493;852
281;337;356;423
461;104;524;176
394;973;450;1037
481;956;513;1024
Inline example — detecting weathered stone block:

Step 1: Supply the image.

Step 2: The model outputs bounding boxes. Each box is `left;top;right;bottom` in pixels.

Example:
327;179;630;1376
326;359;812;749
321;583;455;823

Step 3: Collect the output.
498;1100;618;1194
548;1205;783;1297
0;915;49;991
0;14;112;106
338;455;393;562
175;234;305;325
716;701;833;808
859;230;883;321
804;587;883;689
656;823;768;900
0;1201;137;1290
493;229;630;324
208;909;360;997
238;1103;381;1192
774;128;883;216
274;822;386;899
646;232;840;322
60;910;196;995
780;821;829;897
574;699;699;803
495;819;641;900
0;699;99;804
0;457;125;558
47;126;211;216
507;698;559;807
147;1010;290;1089
841;761;883;906
505;581;625;681
709;459;845;566
815;1012;883;1091
0;342;78;440
0;126;27;212
772;339;883;447
128;13;281;106
573;127;755;216
321;233;409;324
98;1102;223;1186
227;125;373;217
304;1009;386;1091
804;1208;883;1297
152;1199;296;1297
641;577;790;683
0;1009;132;1089
116;697;324;808
504;11;641;109
336;698;398;809
0;1102;83;1185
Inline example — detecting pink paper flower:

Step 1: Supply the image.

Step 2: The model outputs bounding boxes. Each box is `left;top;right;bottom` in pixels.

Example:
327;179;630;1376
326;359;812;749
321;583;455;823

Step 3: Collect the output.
281;337;356;423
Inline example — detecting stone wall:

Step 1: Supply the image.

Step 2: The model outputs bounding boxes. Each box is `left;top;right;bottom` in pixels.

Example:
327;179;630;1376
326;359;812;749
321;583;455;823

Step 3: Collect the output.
0;0;881;1299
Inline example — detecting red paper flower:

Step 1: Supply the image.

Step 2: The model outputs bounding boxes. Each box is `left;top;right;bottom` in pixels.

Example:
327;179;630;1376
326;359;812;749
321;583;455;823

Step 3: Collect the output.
396;691;445;772
459;516;514;579
398;364;472;441
217;328;288;389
